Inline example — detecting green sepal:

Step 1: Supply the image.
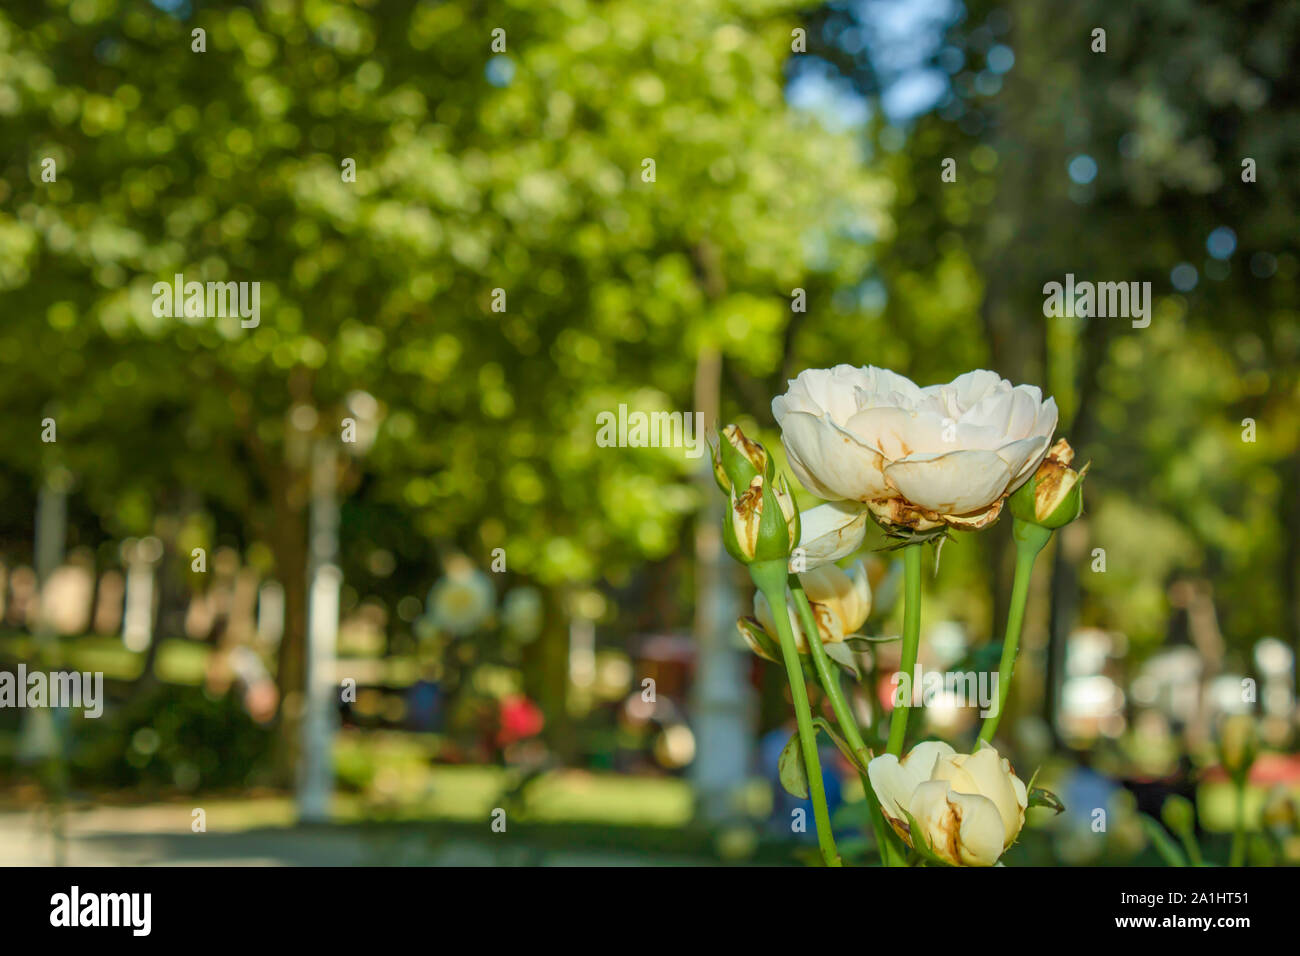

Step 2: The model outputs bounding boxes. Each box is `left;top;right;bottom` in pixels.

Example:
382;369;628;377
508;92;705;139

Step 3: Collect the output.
877;525;950;550
752;475;796;562
812;716;871;775
707;431;730;494
822;641;862;681
844;634;900;648
1028;786;1066;815
736;616;781;664
717;424;771;492
777;728;810;799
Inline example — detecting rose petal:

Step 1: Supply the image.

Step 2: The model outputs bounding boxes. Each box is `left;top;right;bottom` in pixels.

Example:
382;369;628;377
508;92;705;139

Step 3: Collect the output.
779;410;891;502
1032;396;1060;444
792;501;871;569
844;405;949;459
923;369;1007;418
953;792;1009;865
844;559;872;629
996;435;1051;488
784;441;845;501
799;561;871;637
883;448;1015;515
774;365;871;426
867;740;956;822
941;746;1025;848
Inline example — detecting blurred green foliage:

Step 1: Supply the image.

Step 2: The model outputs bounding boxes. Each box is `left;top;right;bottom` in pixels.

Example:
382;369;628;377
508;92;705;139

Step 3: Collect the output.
64;683;274;790
794;0;1300;698
0;0;879;586
0;0;1295;767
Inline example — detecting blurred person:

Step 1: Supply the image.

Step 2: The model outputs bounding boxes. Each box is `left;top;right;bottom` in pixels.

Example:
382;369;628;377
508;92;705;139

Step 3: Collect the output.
207;643;278;724
405;667;444;732
497;693;545;751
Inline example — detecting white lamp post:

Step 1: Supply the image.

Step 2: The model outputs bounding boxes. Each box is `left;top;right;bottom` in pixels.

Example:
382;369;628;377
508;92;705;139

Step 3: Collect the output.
296;392;380;823
687;350;754;825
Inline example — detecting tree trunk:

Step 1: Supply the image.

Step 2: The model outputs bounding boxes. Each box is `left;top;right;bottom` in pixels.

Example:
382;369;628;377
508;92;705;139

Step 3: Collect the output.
1044;534;1077;743
526;589;573;762
1282;447;1300;668
271;482;309;787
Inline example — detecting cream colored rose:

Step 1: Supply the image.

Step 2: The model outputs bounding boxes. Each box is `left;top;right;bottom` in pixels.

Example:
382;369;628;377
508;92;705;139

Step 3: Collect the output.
867;741;1028;866
742;560;871;659
773;366;1058;532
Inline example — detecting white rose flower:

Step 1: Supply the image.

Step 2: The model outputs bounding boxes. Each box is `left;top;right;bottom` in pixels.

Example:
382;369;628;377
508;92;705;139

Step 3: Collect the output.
773;366;1058;534
741;560;871;660
867;740;1029;867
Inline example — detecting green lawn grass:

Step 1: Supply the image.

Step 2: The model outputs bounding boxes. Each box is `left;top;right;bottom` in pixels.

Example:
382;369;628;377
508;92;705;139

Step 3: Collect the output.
0;633;209;684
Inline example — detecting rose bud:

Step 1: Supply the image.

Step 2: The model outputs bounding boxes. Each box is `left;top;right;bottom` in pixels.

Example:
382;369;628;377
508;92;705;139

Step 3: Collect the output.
710;423;771;494
745;560;872;656
1218;713;1259;781
1008;437;1089;530
723;473;799;565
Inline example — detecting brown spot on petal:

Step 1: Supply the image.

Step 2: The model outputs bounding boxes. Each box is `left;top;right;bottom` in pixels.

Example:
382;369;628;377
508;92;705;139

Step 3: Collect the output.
867;497;946;532
943;796;965;864
868;495;1003;533
1032;459;1072;518
734;479;763;517
941;498;1004;531
725;424;768;473
881;811;913;848
811;601;841;644
1046;437;1074;467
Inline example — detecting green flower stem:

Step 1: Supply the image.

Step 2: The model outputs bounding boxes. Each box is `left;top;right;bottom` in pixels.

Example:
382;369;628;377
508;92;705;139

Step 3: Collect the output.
1178;827;1204;867
1140;815;1187;867
750;560;842;868
1229;780;1247;867
886;544;924;756
789;576;903;867
978;520;1053;746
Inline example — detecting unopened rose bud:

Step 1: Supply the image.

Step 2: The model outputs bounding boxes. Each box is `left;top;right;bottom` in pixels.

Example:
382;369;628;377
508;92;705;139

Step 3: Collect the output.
711;423;771;494
748;560;872;655
1218;713;1259;780
723;473;799;565
1161;794;1195;836
1009;437;1089;530
736;616;781;663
